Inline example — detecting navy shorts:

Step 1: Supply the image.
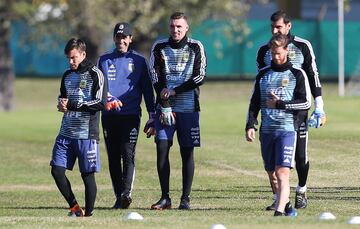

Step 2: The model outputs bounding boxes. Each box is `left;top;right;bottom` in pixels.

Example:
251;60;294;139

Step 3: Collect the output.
260;131;296;171
155;111;200;147
50;135;100;173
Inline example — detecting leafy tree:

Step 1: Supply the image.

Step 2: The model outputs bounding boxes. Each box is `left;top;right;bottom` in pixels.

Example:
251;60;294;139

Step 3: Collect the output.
1;0;264;111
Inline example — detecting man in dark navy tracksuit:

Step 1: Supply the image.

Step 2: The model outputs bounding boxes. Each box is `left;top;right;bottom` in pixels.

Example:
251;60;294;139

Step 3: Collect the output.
98;22;155;209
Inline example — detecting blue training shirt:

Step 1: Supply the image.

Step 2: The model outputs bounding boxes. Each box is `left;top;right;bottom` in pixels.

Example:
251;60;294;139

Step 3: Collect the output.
246;61;311;133
98;49;155;116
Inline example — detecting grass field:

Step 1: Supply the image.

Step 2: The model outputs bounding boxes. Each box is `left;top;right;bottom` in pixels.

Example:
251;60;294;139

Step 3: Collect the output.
0;78;359;229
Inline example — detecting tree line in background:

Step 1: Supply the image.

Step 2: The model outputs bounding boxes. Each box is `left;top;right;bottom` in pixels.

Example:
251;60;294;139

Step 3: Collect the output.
1;0;306;111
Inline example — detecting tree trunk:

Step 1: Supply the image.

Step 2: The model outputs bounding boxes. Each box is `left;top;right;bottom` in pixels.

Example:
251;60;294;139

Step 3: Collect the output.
0;16;15;111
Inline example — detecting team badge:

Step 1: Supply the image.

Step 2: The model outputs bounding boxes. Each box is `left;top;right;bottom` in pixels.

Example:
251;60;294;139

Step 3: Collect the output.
282;78;289;87
128;63;134;72
79;80;87;89
288;50;296;60
182;52;190;62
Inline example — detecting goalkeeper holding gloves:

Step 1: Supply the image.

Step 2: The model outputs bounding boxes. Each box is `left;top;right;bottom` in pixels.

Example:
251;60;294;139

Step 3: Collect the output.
308;96;326;128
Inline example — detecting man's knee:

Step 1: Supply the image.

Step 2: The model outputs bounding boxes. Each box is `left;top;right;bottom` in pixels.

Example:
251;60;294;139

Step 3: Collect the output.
51;165;66;179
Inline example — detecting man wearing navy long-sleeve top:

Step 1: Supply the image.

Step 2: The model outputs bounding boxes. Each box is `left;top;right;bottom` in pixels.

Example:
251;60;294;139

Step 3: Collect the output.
98;22;155;209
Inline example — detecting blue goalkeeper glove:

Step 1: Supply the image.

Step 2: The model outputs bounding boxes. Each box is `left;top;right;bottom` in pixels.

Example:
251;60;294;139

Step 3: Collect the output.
106;94;123;111
308;108;326;128
160;107;176;126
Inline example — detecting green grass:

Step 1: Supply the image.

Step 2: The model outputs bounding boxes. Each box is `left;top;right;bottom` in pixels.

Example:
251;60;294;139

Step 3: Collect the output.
0;78;359;228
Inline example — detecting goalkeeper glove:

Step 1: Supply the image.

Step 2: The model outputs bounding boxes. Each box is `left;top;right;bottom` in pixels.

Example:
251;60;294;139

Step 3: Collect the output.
106;94;123;111
308;108;326;128
160;106;176;126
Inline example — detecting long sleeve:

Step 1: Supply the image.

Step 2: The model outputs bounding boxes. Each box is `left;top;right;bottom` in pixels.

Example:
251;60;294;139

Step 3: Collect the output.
275;68;311;111
246;77;261;131
173;41;206;94
149;41;167;105
141;59;155;113
67;66;107;112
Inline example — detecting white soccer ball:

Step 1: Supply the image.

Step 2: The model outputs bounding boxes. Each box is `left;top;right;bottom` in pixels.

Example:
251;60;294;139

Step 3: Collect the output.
125;212;144;220
319;212;336;220
210;224;227;229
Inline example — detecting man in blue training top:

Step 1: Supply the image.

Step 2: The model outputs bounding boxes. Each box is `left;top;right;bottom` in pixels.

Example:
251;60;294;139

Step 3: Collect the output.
246;34;311;216
149;12;206;210
51;38;107;217
256;11;326;209
98;22;155;209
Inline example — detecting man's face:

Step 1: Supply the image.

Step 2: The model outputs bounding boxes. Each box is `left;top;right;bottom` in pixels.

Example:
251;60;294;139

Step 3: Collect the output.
114;34;132;53
271;18;291;35
66;48;86;70
271;46;288;65
169;18;189;42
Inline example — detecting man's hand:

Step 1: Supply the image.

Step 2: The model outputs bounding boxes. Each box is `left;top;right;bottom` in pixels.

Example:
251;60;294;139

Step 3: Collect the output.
160;88;176;100
309;108;326;128
246;128;256;142
143;112;156;138
106;94;123;111
310;96;326;128
143;119;156;138
266;91;279;108
57;98;68;112
160;106;176;126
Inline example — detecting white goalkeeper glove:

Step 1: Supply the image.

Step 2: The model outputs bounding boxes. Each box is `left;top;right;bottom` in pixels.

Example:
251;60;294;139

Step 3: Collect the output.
309;96;326;128
160;107;176;126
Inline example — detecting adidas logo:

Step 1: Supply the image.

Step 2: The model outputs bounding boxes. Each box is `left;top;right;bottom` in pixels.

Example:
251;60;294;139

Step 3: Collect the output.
130;128;138;136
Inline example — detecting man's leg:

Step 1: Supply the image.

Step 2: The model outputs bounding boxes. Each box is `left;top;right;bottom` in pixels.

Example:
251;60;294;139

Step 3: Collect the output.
151;140;172;210
120;142;136;208
179;146;194;209
81;172;97;216
274;166;290;213
295;130;309;208
266;171;278;210
102;115;124;207
156;140;171;198
51;165;78;208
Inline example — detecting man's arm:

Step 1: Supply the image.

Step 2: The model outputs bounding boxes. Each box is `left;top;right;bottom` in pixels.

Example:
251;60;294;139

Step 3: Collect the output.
245;77;261;131
172;40;206;95
269;69;311;111
149;42;166;97
141;58;156;113
298;38;322;99
256;44;270;71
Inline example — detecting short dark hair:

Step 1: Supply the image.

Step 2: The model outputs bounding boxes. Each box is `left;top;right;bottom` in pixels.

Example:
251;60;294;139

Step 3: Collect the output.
268;33;289;50
170;12;188;22
270;10;291;24
64;38;86;55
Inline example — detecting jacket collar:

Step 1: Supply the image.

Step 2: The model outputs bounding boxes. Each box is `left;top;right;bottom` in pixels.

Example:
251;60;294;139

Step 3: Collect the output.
271;60;292;72
75;58;93;73
169;35;188;49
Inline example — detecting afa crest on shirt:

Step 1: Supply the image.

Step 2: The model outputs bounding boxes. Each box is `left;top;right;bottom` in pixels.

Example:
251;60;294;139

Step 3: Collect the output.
79;80;87;89
282;77;289;87
288;50;296;60
182;52;190;62
128;63;135;72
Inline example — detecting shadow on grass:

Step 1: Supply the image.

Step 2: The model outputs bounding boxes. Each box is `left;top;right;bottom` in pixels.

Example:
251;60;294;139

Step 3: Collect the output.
1;186;359;211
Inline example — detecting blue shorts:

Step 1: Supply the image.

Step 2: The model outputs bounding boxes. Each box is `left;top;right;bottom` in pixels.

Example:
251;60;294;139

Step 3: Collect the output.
50;135;100;173
155;111;200;147
260;131;296;171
